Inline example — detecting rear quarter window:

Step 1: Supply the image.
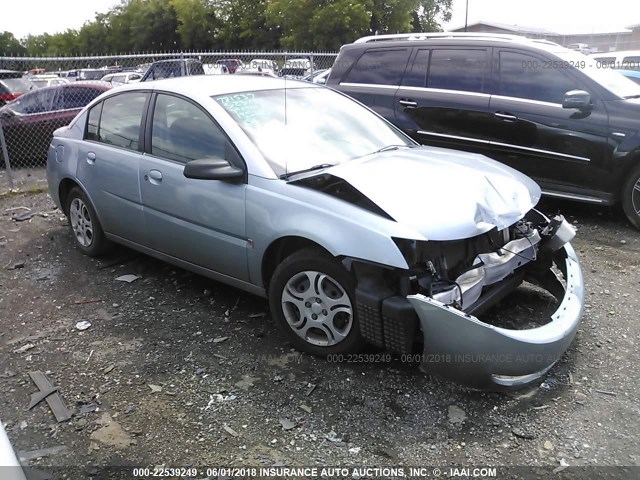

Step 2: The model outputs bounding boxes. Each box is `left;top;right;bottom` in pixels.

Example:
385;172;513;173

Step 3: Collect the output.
344;49;410;86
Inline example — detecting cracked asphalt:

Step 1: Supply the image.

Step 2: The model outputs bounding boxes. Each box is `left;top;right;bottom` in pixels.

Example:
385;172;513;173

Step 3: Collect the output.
0;178;639;479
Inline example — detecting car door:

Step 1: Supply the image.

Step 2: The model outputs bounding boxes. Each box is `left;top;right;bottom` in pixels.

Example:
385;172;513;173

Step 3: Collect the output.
336;48;411;122
139;92;248;280
487;49;610;194
1;88;57;162
76;91;149;245
394;47;495;155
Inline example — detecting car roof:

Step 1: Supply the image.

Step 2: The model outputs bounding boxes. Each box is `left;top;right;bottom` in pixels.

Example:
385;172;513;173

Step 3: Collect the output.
348;32;567;55
115;75;319;97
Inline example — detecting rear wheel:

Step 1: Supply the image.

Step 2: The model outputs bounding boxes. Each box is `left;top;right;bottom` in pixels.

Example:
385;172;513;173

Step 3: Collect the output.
622;166;640;230
66;187;110;256
268;248;365;356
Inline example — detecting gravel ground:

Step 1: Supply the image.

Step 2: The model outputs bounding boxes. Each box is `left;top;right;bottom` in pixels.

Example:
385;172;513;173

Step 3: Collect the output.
0;185;639;479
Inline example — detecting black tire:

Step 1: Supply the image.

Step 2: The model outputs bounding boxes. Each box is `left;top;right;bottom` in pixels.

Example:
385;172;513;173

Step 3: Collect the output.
268;247;366;356
65;187;110;256
622;166;640;230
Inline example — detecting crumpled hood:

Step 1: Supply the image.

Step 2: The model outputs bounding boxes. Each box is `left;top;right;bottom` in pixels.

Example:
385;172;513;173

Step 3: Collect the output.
320;146;541;241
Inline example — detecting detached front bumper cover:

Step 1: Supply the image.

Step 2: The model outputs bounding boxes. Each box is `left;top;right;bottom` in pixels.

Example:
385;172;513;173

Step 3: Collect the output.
408;242;584;390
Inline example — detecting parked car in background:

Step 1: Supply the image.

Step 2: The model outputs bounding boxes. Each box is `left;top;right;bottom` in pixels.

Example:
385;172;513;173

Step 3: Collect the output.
328;32;640;229
203;63;229;75
216;58;243;74
0;71;33;106
57;70;79;81
0;82;111;165
619;69;640;85
302;68;331;84
567;43;592;54
140;59;205;82
279;58;313;79
77;69;107;81
101;71;142;86
591;50;640;70
47;76;584;390
248;59;278;75
29;74;70;89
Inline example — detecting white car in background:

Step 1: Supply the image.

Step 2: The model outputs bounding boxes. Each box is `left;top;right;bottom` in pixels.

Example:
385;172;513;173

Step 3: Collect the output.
248;59;277;75
100;71;143;86
29;75;69;89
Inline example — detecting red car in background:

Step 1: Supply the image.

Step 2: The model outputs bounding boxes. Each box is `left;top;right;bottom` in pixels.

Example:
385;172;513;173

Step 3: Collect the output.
0;82;111;166
215;58;243;74
0;70;33;106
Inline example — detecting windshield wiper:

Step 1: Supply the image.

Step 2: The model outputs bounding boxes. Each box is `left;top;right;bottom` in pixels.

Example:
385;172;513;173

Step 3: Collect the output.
280;163;336;179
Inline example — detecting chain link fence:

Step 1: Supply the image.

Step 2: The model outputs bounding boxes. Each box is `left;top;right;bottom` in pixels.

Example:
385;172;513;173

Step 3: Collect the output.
0;51;337;193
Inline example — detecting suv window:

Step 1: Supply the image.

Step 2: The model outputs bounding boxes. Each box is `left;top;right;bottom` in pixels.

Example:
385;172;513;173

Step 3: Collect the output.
344;49;410;86
10;88;56;114
427;49;487;93
87;92;148;150
622;56;640;70
498;51;577;104
151;93;227;163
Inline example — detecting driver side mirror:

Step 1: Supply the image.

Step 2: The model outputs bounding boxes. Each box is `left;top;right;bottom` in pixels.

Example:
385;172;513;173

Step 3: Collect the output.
183;158;244;181
562;90;592;110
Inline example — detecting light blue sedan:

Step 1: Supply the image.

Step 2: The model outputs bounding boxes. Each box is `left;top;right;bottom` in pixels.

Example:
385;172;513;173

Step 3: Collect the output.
47;76;584;390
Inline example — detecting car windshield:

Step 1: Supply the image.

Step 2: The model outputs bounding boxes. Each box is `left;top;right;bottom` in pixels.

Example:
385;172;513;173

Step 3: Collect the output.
556;50;640;98
214;87;412;177
3;78;33;93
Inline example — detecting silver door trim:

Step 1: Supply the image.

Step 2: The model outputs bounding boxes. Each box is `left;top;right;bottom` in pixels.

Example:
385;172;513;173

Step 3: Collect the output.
417;130;490;145
399;86;491;98
541;190;605;204
339;82;400;90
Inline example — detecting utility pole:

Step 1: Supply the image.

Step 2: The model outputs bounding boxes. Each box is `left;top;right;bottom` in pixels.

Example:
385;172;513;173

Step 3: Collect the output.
465;0;469;32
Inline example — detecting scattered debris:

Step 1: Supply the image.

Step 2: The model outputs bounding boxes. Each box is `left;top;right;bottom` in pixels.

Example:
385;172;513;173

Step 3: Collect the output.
75;320;92;331
223;424;239;437
115;274;140;283
90;413;131;448
14;343;36;354
69;299;104;306
249;312;266;319
512;428;536;440
305;384;317;396
348;447;361;455
325;431;343;443
544;440;554;450
124;403;136;415
18;445;67;462
448;405;467;425
594;389;617;397
300;403;312;414
213;336;229;344
79;401;99;414
554;458;570;473
148;384;163;393
280;418;296;431
235;375;258;390
103;364;116;374
13;212;34;222
28;371;72;422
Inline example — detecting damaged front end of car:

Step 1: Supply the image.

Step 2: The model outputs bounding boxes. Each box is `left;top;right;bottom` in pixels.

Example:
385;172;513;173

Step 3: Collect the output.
349;209;584;391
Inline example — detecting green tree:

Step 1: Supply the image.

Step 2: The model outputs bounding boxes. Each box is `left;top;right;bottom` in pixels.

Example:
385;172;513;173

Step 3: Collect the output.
412;0;453;32
218;0;281;50
0;31;26;56
171;0;220;50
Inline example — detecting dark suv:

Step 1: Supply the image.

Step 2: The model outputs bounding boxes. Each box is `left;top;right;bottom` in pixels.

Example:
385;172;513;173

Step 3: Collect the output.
140;59;205;82
328;33;640;229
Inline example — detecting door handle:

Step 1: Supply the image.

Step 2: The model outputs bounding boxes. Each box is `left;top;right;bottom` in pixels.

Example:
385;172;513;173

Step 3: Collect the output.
147;169;163;185
399;99;418;108
86;152;96;165
494;112;518;122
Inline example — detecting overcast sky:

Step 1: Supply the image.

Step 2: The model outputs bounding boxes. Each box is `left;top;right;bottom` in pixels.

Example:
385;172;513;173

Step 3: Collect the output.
1;0;639;39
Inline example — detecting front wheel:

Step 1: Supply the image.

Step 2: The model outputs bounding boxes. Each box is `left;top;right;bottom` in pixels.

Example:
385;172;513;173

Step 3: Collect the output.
622;166;640;230
268;248;365;356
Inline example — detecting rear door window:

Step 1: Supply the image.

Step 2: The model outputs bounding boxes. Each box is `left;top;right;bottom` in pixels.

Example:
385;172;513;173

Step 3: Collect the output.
344;49;410;86
86;92;148;151
426;49;488;93
63;87;104;110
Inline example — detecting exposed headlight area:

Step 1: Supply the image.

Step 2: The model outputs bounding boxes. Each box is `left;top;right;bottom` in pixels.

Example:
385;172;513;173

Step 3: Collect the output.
351;210;583;390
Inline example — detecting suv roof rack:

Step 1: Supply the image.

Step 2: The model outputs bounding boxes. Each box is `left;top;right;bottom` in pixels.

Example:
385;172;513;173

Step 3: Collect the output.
354;32;554;45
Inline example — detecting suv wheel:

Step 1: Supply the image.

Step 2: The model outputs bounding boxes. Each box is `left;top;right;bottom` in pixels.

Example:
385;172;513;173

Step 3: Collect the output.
622;166;640;230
